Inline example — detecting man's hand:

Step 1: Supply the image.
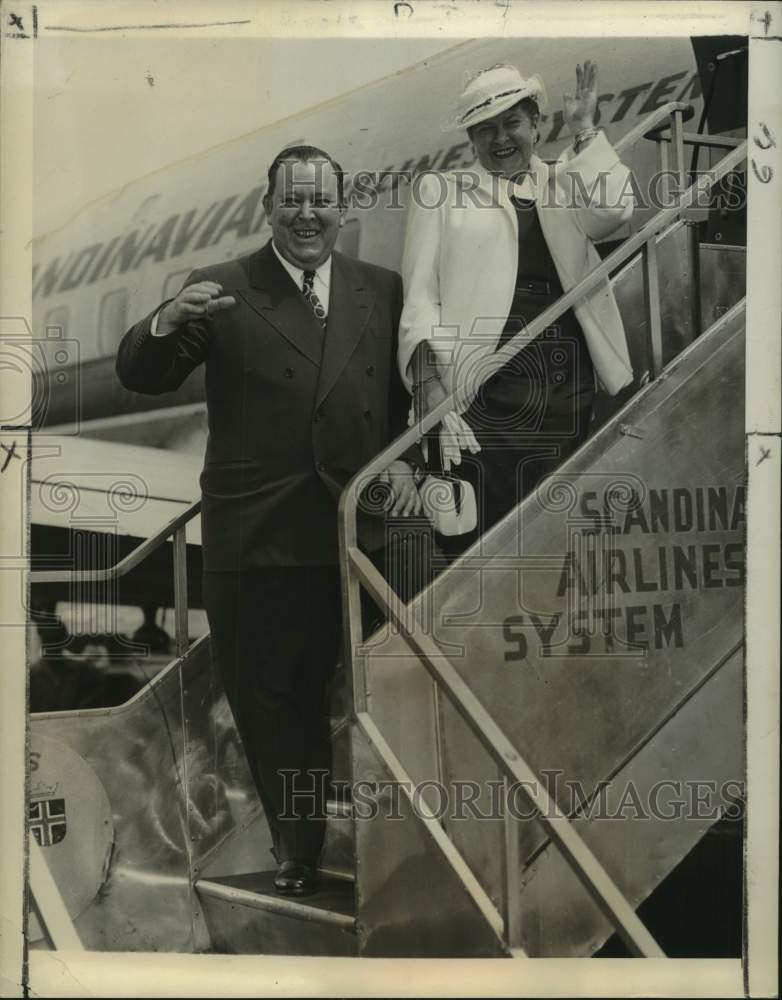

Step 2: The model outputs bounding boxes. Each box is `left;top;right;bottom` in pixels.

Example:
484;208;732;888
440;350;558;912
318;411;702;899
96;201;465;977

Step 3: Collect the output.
157;281;236;335
377;460;423;517
563;60;598;134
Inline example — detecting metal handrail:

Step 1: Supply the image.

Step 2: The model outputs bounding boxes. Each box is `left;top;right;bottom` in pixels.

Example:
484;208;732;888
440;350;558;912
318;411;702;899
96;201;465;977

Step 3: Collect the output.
348;546;664;958
613;99;693;155
29;837;83;950
338;105;748;954
648;131;743;151
338;139;746;504
29;499;201;585
30;498;201;656
617;101;691;196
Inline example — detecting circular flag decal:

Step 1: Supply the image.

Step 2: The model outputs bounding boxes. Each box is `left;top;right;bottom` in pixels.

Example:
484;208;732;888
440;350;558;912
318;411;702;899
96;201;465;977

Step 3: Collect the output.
28;733;114;942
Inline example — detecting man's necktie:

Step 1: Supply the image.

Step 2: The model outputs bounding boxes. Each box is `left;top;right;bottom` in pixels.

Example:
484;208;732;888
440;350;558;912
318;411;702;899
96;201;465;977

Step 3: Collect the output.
302;271;327;327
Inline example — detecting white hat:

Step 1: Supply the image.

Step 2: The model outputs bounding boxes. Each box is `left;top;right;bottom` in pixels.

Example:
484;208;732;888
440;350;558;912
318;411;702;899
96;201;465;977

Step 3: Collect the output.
442;63;547;133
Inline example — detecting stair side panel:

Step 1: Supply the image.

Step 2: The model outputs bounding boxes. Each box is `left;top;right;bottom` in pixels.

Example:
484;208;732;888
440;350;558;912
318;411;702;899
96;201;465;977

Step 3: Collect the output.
351;724;508;957
199;895;356;956
517;646;743;956
361;312;746;949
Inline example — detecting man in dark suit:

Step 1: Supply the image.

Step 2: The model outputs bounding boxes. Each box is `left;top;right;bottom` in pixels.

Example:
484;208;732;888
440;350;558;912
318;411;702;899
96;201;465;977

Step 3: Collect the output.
117;145;421;896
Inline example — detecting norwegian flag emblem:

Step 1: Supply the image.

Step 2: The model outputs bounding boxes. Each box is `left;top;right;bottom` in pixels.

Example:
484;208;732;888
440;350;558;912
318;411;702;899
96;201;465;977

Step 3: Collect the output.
29;798;67;847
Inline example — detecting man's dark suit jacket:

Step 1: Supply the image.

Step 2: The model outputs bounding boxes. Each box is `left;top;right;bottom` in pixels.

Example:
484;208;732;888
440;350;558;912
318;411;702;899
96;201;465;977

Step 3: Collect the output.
116;241;415;571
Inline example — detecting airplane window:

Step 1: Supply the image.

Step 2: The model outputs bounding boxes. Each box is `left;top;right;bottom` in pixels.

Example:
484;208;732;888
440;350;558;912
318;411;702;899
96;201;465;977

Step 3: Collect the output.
98;288;129;357
336;218;361;258
162;268;192;301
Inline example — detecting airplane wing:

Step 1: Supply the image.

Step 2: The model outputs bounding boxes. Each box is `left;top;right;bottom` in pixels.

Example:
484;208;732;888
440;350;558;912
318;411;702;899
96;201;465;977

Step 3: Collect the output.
29;434;202;544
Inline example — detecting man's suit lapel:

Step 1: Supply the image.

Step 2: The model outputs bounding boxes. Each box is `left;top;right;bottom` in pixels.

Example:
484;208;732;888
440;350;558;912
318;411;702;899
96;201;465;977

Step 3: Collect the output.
238;242;324;366
314;253;375;409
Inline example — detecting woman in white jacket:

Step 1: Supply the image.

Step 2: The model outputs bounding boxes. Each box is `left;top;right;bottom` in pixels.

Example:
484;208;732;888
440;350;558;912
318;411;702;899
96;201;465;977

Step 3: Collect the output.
399;60;634;551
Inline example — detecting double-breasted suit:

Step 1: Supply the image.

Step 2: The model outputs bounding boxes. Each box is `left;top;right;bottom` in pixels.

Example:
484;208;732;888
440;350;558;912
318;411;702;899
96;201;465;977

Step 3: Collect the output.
117;240;414;864
118;240;411;569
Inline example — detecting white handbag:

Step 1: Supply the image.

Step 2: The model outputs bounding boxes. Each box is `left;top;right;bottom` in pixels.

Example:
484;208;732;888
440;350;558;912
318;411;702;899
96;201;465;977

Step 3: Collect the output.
417;434;478;537
418;473;477;536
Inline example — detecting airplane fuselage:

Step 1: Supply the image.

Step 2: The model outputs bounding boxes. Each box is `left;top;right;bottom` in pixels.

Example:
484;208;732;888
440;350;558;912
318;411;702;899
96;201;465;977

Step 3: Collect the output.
32;37;703;450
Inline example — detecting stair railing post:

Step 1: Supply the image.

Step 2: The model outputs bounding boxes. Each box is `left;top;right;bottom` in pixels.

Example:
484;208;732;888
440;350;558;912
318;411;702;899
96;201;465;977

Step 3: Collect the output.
685;218;703;342
671;107;686;195
173;523;189;658
501;774;523;949
656;136;670;209
339;489;368;716
642;237;664;378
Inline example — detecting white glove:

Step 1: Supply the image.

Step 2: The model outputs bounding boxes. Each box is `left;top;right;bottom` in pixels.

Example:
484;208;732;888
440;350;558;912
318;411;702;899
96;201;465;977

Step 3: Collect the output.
406;377;481;472
439;411;481;472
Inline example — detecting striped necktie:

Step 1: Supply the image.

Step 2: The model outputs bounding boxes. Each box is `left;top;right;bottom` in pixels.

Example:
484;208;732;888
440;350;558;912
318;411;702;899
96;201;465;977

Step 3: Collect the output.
302;270;327;327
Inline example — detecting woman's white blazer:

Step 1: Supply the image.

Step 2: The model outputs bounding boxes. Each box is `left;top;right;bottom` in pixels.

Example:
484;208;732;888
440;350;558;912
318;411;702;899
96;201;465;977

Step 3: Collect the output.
398;132;636;407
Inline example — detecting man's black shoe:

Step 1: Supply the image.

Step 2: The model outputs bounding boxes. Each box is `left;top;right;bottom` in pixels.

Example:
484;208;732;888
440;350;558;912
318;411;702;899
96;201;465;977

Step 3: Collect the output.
274;860;318;897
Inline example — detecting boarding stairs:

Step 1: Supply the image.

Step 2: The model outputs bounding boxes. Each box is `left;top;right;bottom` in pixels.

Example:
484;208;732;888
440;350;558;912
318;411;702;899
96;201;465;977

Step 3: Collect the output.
29;104;747;958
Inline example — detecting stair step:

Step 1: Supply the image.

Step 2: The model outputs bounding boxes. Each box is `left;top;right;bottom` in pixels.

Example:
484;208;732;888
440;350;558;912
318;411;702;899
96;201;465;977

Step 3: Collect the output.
200;798;355;882
198;870;355;924
197;871;356;955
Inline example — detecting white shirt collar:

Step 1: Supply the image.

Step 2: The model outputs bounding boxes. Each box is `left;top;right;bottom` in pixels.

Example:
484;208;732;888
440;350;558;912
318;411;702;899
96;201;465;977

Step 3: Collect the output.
272;241;332;294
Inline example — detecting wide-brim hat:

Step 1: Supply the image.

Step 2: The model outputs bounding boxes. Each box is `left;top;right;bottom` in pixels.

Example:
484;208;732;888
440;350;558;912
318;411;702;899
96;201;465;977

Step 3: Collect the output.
442;63;547;133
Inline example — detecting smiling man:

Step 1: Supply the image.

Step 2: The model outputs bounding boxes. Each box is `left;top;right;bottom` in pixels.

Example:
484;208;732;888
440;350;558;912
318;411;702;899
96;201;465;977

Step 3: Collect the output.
399;61;635;554
117;145;421;897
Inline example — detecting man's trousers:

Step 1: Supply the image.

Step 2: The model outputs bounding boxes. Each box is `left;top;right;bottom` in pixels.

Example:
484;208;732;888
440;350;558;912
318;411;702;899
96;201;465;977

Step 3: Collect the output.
203;566;342;865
